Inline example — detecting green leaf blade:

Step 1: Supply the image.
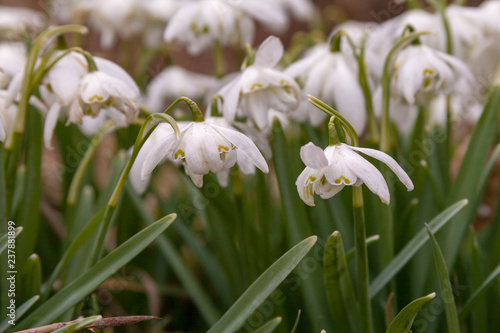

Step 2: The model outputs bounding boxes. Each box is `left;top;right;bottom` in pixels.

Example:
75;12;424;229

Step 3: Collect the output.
208;236;317;333
386;292;435;333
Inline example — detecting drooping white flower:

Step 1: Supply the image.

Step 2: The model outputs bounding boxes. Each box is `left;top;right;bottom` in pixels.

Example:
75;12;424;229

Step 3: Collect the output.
0;90;17;142
0;6;44;36
391;44;474;106
141;120;269;188
0;42;26;88
145;66;218;113
285;44;366;132
164;0;288;55
217;36;300;130
296;142;413;206
270;0;316;22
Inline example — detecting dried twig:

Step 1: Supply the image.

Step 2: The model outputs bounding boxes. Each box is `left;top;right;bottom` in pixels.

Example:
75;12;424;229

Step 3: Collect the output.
15;315;161;333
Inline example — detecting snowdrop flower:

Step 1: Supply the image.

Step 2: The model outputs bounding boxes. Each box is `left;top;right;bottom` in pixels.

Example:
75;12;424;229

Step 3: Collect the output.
296;142;413;206
270;0;316;22
0;6;44;37
32;52;139;148
217;36;300;130
0;90;17;142
164;0;287;55
445;4;500;61
0;42;26;88
286;43;366;132
391;44;473;106
141;119;269;188
145;66;217;113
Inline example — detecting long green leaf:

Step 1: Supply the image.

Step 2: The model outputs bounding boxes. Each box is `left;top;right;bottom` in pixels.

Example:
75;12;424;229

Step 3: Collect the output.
323;231;361;333
0;227;22;256
41;207;106;300
14;214;176;330
16;107;42;264
125;183;220;326
442;86;500;267
253;317;282;333
20;254;42;303
0;295;39;333
386;292;435;333
370;199;468;297
459;263;500;319
207;236;317;333
426;224;460;333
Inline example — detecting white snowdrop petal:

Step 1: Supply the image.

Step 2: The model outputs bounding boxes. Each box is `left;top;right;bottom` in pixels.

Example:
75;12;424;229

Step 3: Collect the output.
254;36;284;68
43;102;62;150
344;147;390;204
300;142;328;169
349;145;414;191
296;167;316;206
215;125;269;173
141;132;177;181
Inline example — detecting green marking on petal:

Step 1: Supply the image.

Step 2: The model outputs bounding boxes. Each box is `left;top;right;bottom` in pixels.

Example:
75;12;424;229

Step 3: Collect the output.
218;145;229;153
334;176;350;185
175;149;185;159
251;83;263;90
88;95;104;102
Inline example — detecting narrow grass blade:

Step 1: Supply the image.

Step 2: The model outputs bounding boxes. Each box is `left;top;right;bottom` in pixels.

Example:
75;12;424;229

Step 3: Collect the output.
442;87;500;268
20;254;42;302
14;214;176;330
459;263;500;319
0;295;39;333
126;184;220;326
253;317;282;333
323;231;362;333
425;224;460;333
345;235;380;262
41;207;106;300
370;200;468;298
16;108;42;264
466;226;487;333
386;292;436;333
207;236;317;333
0;227;22;255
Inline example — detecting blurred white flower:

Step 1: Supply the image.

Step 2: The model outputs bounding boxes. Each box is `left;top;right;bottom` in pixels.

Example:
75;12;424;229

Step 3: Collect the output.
0;42;26;88
217;36;300;130
373;87;418;137
145;66;217;113
164;0;288;55
3;51;141;148
271;0;316;22
296;142;413;206
391;44;473;106
0;90;17;142
141;120;269;188
0;6;44;37
285;44;366;132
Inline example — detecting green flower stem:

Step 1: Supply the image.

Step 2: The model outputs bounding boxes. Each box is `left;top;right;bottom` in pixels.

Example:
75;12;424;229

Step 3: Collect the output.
214;40;226;78
308;95;359;146
380;31;430;152
66;121;114;223
328;117;341;146
88;100;183;265
353;186;373;333
357;38;379;144
3;25;87;216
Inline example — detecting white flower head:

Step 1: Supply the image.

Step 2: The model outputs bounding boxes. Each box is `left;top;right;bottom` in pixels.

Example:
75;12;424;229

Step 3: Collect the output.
392;44;474;106
0;42;27;89
286;44;366;132
145;66;218;113
217;36;300;130
164;0;287;55
296;142;414;206
36;52;140;148
141;120;269;188
0;90;17;142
